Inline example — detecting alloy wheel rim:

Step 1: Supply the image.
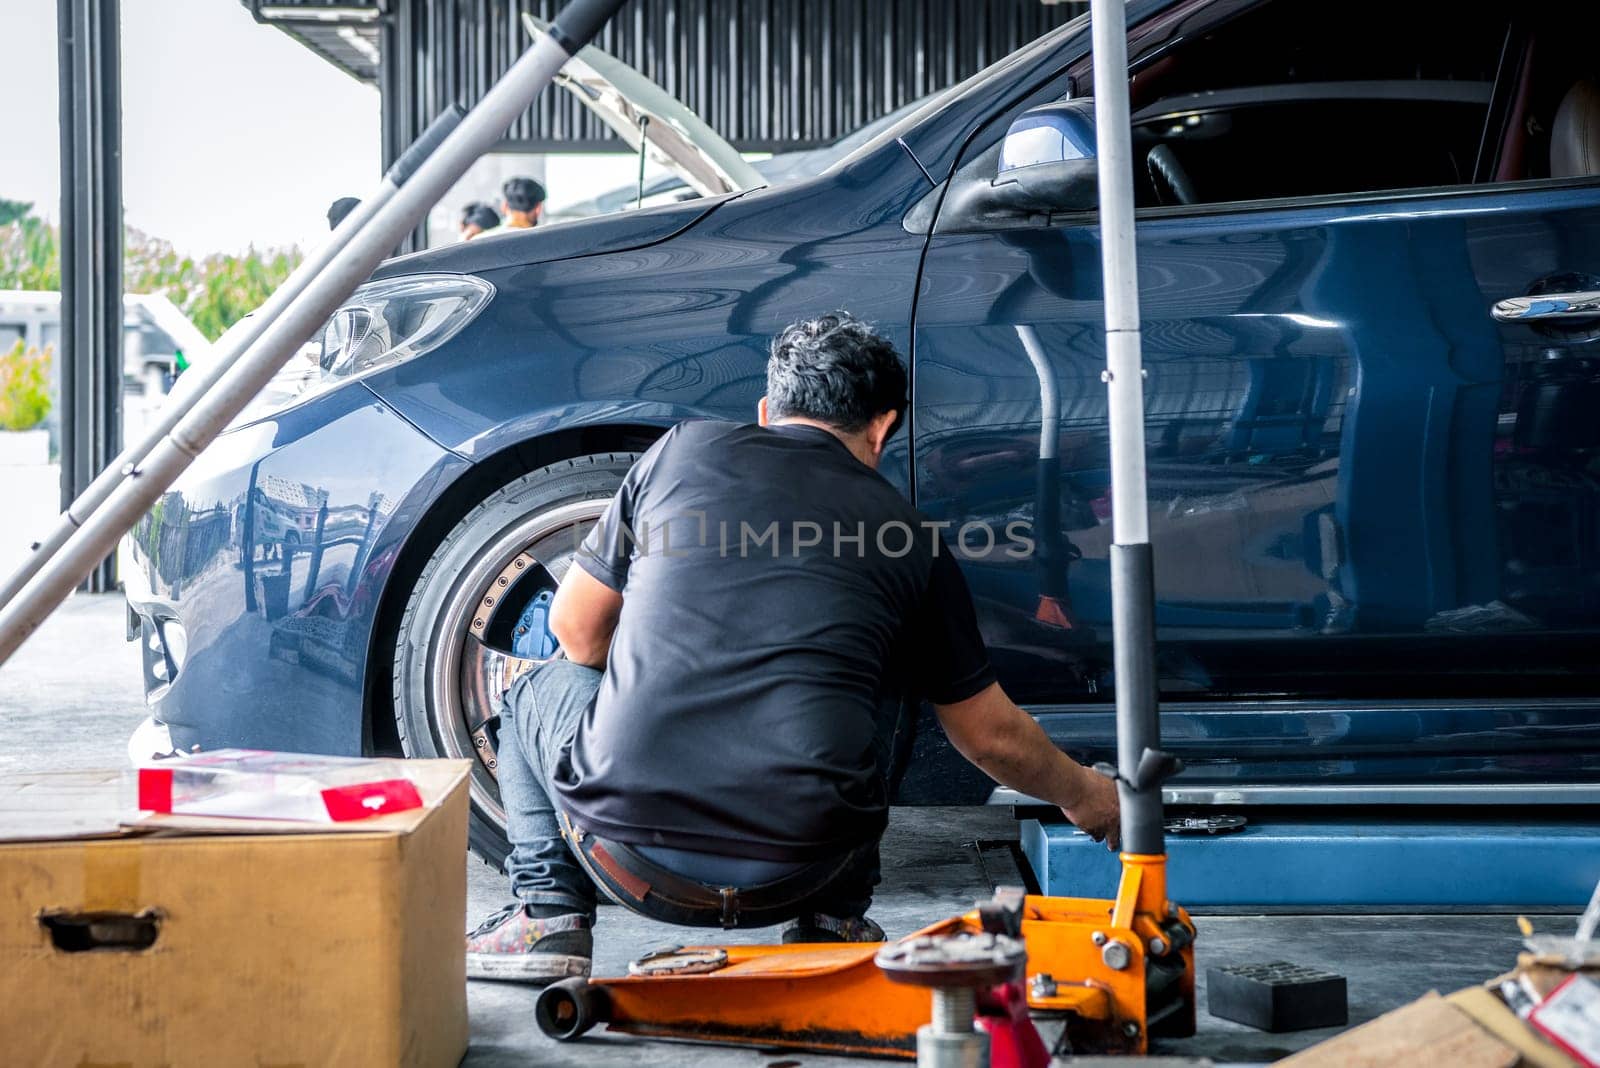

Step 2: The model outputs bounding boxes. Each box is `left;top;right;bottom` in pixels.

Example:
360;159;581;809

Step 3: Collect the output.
428;498;605;830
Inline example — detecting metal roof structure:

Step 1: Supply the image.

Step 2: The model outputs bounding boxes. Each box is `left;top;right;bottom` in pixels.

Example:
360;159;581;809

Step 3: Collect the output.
246;0;1083;160
245;1;384;81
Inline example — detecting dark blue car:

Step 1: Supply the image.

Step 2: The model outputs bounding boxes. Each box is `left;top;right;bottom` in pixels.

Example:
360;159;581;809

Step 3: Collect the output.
126;0;1600;860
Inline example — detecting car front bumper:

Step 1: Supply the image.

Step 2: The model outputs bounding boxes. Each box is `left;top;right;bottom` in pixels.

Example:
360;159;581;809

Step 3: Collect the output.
122;383;464;758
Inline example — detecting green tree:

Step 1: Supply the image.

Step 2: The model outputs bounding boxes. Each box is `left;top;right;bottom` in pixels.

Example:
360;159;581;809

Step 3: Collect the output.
0;198;33;227
0;207;62;291
0;202;302;341
0;339;52;432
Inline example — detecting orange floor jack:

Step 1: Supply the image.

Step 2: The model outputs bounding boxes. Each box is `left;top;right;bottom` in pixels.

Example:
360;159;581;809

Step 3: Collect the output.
536;858;1195;1063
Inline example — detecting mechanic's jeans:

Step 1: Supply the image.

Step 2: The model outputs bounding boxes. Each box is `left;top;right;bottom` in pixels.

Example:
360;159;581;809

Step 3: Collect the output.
498;659;891;924
499;660;603;918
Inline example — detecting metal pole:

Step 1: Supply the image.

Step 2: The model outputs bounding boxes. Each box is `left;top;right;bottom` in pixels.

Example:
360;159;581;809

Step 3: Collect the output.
0;0;631;666
1088;0;1165;857
0;171;414;615
379;0;429;253
57;0;123;593
3;9;449;615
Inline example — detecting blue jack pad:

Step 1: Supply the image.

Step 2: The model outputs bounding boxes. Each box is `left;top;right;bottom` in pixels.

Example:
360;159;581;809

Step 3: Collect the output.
1020;818;1600;907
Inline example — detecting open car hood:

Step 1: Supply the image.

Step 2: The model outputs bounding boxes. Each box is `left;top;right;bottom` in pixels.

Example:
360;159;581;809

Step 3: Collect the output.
525;14;765;199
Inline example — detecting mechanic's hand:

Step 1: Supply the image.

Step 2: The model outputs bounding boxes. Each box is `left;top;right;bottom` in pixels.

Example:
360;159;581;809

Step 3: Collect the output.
1061;766;1121;850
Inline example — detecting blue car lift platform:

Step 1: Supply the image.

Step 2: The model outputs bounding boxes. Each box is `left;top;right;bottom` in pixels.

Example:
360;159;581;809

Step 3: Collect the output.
1020;816;1600;908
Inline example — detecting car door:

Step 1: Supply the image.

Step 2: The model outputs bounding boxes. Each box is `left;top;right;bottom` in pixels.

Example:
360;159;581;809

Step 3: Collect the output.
911;0;1600;790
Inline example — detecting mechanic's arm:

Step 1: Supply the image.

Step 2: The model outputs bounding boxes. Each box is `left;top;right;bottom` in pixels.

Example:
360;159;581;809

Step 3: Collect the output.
549;565;623;669
935;681;1121;847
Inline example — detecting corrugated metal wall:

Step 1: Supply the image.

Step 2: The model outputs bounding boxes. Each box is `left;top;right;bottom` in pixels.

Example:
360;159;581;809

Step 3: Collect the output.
387;0;1081;155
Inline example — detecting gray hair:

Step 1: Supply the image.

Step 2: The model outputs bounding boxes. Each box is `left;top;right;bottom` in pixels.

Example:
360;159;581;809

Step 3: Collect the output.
766;312;907;435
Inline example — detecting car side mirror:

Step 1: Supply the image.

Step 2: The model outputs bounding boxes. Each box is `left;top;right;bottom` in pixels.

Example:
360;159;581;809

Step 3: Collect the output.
994;100;1099;211
932;100;1099;233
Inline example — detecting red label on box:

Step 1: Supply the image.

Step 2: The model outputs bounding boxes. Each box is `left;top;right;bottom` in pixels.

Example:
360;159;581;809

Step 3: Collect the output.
137;767;174;812
319;779;424;822
1530;974;1600;1068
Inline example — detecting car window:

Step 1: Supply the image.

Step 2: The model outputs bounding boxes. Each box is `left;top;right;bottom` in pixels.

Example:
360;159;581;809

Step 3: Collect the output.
1131;82;1493;205
939;0;1550;221
1122;0;1510;207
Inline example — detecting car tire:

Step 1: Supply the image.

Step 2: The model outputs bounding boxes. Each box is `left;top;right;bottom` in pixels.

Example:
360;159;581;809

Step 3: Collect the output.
391;453;639;867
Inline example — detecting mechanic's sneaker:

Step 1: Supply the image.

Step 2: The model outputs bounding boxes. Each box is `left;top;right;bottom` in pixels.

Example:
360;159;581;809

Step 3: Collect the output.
780;912;886;944
465;903;593;983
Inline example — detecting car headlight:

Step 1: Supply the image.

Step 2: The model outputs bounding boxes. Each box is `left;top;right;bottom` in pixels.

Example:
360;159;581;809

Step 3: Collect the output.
230;273;494;426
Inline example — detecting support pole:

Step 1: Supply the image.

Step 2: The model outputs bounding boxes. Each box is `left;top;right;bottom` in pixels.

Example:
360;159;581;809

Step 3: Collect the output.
57;0;123;593
0;164;421;616
1088;0;1165;857
0;0;631;667
378;0;428;253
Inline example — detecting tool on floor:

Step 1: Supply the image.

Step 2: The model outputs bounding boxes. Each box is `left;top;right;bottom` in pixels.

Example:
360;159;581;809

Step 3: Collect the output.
0;0;635;667
1206;962;1348;1033
1165;816;1246;836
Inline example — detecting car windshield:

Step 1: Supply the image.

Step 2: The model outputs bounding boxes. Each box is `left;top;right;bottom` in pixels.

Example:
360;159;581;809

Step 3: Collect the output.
824;13;1088;176
545;12;1087;223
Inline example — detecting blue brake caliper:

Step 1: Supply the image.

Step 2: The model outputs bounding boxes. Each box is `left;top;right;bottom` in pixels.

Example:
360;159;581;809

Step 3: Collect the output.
511;588;560;659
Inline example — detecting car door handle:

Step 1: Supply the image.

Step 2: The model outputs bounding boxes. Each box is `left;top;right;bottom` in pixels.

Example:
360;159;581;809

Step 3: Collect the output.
1492;291;1600;322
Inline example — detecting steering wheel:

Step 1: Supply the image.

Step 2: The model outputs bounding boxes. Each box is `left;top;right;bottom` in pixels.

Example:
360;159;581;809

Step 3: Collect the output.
1147;144;1199;206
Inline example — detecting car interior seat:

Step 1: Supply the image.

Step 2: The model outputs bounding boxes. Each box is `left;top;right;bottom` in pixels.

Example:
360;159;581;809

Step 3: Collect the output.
1551;77;1600;177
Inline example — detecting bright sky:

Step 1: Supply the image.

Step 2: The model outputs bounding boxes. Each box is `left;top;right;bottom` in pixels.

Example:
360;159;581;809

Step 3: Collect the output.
0;0;381;257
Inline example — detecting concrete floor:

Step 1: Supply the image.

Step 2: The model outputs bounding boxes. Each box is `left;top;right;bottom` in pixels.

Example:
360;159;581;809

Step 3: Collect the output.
0;594;1546;1065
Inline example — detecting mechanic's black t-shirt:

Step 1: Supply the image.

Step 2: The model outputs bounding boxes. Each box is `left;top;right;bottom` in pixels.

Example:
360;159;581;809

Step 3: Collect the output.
554;420;996;861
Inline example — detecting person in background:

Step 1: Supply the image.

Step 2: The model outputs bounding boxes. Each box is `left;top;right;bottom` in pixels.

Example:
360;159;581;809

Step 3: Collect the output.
326;196;360;230
501;177;546;229
459;201;502;241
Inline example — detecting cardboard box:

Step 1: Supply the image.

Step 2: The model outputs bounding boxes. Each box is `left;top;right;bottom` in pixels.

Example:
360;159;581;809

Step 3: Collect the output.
0;759;472;1067
1275;991;1519;1068
1278;986;1586;1068
1450;985;1581;1068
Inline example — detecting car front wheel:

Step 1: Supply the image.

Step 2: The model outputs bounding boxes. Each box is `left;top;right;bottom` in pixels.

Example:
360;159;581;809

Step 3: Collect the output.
391;453;638;866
